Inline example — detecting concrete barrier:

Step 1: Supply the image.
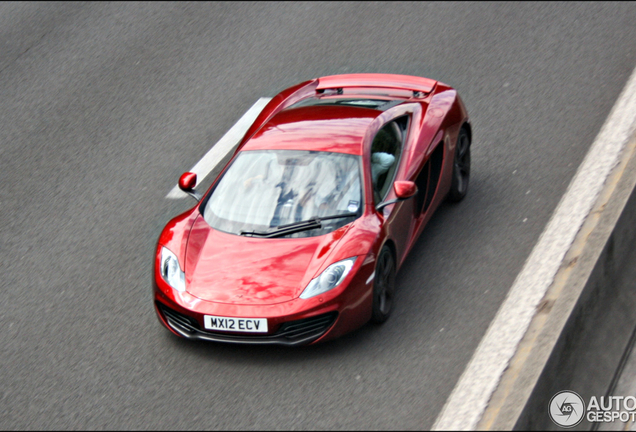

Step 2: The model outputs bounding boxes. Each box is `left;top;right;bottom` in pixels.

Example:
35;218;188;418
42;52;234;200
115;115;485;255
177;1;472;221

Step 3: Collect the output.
480;133;636;430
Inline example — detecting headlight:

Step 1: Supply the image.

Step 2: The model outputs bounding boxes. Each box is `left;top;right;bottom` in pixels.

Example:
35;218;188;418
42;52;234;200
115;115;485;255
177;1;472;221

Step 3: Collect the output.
160;247;185;292
300;257;357;299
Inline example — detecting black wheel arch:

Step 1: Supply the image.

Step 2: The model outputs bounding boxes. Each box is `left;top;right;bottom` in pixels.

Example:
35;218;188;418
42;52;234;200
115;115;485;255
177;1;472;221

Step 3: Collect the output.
379;239;397;268
462;121;472;145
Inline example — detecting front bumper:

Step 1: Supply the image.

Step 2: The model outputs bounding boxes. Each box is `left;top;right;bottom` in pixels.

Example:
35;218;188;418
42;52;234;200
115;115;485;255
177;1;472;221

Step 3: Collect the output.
156;301;338;345
152;252;375;346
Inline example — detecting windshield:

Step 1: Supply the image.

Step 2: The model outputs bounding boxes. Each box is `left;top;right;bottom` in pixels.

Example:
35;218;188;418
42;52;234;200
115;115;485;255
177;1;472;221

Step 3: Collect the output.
202;150;363;237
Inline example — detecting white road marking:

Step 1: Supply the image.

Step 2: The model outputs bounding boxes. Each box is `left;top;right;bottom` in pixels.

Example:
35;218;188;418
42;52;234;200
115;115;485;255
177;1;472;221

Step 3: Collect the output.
166;97;272;199
433;65;636;430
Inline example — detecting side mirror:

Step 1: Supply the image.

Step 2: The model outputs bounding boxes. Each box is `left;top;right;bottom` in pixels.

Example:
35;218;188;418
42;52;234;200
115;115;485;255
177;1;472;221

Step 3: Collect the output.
376;181;418;211
179;172;197;191
178;172;202;201
394;180;417;200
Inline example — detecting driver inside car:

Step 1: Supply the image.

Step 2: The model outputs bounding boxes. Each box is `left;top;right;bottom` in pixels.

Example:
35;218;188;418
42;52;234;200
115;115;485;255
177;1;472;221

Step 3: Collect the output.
371;151;396;184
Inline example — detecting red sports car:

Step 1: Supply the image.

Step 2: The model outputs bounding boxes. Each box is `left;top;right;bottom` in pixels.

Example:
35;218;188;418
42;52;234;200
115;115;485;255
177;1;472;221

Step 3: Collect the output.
153;73;471;345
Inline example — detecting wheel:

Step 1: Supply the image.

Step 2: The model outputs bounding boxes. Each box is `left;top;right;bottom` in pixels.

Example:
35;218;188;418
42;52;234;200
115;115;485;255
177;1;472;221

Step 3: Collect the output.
447;127;471;202
371;246;396;324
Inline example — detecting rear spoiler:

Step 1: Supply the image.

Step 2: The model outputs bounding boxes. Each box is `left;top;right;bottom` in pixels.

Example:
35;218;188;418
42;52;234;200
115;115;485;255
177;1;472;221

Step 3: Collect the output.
316;73;437;96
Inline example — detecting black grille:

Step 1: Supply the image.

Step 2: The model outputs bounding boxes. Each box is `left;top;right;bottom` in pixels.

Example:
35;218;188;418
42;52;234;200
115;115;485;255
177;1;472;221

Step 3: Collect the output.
157;302;337;346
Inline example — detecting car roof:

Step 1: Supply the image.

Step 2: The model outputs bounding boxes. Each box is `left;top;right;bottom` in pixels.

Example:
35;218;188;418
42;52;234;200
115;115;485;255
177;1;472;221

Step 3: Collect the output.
240;103;387;156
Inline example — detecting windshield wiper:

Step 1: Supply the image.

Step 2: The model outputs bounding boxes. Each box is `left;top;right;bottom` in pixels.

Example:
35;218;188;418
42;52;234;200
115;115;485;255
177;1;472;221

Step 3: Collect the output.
239;212;358;238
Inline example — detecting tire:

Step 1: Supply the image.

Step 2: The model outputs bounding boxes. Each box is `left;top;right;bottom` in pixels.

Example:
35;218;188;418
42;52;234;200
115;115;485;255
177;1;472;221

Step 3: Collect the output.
371;246;396;324
447;127;471;202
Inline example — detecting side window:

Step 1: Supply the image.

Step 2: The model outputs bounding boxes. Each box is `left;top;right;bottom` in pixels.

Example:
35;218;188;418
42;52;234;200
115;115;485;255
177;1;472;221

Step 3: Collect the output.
370;119;405;203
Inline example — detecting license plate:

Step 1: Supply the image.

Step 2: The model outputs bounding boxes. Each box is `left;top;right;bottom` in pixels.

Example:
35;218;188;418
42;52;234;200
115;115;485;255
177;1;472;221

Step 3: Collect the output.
203;315;268;333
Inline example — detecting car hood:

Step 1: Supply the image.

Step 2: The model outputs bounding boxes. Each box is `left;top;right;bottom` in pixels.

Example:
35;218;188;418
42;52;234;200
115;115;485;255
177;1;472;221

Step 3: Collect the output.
183;214;351;305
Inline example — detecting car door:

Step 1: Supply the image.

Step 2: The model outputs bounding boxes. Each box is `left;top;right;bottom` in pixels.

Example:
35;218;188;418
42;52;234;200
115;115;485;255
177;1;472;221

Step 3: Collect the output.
370;116;415;264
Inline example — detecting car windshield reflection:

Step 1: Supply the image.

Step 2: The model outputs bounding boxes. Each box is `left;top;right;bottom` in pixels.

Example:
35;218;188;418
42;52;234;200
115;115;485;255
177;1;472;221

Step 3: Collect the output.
202;150;363;238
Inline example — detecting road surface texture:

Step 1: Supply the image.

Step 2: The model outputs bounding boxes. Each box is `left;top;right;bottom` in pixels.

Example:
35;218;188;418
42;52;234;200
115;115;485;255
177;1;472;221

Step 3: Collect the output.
1;2;636;429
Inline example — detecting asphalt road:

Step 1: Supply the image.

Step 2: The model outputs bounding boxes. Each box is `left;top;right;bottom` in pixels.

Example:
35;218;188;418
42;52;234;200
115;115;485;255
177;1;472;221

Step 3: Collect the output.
2;2;636;429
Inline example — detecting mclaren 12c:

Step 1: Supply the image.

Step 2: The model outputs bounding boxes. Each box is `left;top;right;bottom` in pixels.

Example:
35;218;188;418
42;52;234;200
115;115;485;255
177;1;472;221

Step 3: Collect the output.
153;73;471;345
